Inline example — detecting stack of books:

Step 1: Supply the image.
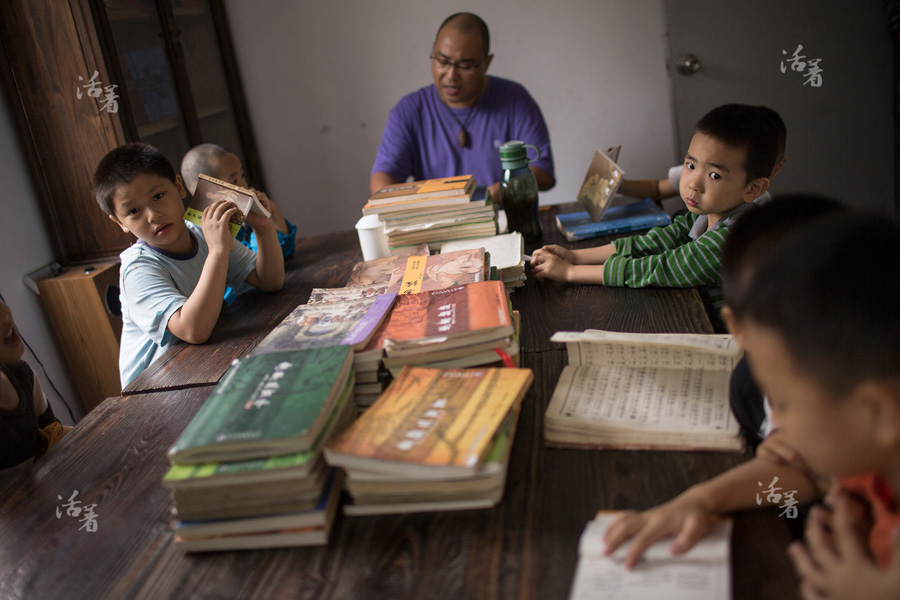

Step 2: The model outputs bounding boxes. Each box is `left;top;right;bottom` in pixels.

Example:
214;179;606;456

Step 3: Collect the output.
440;232;527;289
324;366;534;515
370;280;519;378
341;248;494;404
362;176;497;253
164;346;355;551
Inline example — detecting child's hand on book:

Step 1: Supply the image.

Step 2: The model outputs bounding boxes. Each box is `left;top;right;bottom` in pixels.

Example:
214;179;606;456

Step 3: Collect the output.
202;200;237;256
244;191;276;233
602;494;718;569
534;245;577;264
251;190;290;235
789;489;899;600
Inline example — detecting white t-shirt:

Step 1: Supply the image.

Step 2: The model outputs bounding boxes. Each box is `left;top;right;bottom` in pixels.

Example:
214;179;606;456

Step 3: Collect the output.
117;221;257;387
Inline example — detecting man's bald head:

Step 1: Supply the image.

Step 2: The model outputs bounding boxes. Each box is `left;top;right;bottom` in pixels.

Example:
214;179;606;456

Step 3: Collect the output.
435;13;490;57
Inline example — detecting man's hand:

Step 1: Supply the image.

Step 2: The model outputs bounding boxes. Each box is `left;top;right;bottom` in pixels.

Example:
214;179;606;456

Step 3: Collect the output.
202;200;237;257
789;489;898;600
602;493;719;569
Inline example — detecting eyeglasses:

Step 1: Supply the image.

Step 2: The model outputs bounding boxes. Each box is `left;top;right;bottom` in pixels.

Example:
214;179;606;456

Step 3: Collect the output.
430;54;487;74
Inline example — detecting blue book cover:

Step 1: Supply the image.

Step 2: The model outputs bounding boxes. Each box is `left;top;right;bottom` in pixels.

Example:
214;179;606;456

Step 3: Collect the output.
555;198;671;241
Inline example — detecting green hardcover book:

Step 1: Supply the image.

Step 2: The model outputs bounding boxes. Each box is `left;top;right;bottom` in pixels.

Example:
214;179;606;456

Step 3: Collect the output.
169;346;354;465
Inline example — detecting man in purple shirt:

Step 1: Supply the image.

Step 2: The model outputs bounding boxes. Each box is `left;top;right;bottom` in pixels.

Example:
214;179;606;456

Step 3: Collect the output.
370;13;555;202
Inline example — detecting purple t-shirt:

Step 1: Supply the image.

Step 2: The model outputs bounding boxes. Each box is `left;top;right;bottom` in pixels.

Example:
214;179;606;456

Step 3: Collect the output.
371;76;554;188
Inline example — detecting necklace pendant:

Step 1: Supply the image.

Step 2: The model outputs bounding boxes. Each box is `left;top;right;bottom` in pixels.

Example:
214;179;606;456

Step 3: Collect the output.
458;128;469;148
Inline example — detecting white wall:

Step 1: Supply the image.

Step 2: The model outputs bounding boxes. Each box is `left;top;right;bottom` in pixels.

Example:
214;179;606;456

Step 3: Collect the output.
0;92;83;425
223;0;678;235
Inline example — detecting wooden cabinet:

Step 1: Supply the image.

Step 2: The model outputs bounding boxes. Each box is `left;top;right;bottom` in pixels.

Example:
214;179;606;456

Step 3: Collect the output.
0;0;262;410
0;0;263;265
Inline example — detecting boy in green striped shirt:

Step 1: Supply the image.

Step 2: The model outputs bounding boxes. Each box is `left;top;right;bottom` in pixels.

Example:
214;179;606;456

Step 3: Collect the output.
531;104;778;312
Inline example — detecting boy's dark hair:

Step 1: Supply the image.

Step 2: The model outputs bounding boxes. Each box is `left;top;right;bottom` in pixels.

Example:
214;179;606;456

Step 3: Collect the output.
694;103;778;184
742;212;900;396
723;194;845;316
753;105;786;161
93;143;177;217
436;13;490;57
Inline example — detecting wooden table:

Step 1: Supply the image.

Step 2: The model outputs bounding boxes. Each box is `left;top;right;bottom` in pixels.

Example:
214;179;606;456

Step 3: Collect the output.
0;208;800;599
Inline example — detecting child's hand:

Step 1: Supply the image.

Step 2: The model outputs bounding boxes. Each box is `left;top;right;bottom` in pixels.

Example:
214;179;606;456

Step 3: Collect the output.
201;200;237;256
756;431;811;471
535;244;577;264
789;490;899;600
244;190;276;233
531;251;574;282
602;493;718;569
250;189;289;235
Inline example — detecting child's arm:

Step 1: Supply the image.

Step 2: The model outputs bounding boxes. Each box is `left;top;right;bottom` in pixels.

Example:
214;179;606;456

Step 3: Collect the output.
167;201;236;344
789;489;900;600
531;244;617;283
602;456;820;568
618;178;677;205
243;195;285;291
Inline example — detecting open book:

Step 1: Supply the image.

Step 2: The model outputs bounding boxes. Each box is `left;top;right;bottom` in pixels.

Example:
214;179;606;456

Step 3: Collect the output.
184;173;271;237
546;330;744;451
569;511;731;600
577;146;625;222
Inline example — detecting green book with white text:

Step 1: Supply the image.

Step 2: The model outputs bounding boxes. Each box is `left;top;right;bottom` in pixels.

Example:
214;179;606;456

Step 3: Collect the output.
168;346;354;465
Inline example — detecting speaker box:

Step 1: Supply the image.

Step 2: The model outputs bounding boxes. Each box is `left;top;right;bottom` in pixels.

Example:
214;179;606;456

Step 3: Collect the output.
37;262;122;411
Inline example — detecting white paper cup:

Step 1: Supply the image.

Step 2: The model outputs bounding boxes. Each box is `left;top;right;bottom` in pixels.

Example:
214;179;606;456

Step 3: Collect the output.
355;214;391;261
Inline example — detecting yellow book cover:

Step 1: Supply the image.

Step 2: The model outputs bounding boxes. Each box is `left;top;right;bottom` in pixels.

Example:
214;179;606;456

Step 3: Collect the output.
368;175;475;205
324;366;533;477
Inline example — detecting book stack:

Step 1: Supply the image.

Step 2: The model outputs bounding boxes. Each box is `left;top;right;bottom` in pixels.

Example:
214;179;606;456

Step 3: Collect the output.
545;330;744;451
362;176;497;253
324;366;534;515
249;292;396;406
369;280;519;379
440;232;527;289
341;248;494;404
164;346;355;551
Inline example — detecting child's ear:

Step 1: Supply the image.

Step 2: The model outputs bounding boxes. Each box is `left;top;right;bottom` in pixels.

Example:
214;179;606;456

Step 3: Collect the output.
744;177;770;203
108;214;129;234
855;380;900;448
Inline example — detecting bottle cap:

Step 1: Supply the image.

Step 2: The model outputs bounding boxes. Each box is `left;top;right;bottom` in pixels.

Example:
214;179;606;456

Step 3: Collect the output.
499;140;540;170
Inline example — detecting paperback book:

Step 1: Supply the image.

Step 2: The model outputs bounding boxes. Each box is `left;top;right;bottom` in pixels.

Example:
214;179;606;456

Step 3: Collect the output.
367;175;475;206
545;330;744;451
184;173;271;237
251;293;397;354
168;346;354;465
556;197;671;242
324;366;533;479
569;512;732;600
576;146;624;222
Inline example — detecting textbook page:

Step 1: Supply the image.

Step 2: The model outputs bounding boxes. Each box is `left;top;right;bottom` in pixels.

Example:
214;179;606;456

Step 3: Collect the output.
547;365;737;434
551;331;741;371
569;512;731;600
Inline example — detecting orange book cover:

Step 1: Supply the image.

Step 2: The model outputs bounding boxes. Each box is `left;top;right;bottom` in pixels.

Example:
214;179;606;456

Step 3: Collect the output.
366;280;512;352
324;366;533;475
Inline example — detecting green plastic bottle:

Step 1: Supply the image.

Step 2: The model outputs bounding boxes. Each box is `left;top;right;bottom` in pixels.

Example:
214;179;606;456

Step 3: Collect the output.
499;140;542;243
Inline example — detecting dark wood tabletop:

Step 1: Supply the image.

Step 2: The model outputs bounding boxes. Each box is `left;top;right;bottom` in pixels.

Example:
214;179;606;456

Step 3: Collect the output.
123;207;712;393
1;208;800;599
